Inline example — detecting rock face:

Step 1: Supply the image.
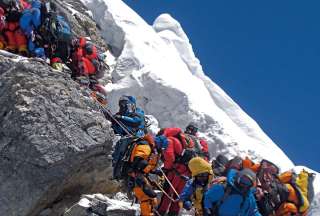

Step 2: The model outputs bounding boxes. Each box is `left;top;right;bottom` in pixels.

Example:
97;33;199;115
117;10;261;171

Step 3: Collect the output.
0;54;116;216
62;193;138;216
55;0;108;50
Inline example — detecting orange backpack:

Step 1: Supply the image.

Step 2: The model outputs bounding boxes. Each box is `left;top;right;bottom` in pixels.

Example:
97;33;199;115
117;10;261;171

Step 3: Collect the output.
279;169;315;214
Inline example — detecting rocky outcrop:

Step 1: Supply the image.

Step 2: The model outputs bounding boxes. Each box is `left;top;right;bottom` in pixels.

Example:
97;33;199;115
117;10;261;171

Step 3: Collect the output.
55;0;108;50
62;193;138;216
0;53;117;216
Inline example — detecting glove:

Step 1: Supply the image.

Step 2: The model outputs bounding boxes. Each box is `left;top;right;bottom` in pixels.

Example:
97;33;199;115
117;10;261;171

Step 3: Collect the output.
203;208;211;216
183;201;192;210
34;48;45;58
178;201;183;209
180;175;190;181
52;62;63;71
0;41;4;50
114;114;122;119
151;168;163;176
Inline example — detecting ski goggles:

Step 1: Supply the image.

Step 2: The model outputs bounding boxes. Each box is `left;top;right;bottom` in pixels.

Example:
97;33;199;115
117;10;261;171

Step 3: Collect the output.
196;173;209;178
119;99;129;107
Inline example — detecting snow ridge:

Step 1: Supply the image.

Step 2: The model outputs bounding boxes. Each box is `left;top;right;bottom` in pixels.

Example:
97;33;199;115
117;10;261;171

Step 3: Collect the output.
83;0;293;171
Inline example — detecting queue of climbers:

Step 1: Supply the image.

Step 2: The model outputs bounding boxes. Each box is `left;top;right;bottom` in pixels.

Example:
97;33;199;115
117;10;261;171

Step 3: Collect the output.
0;1;316;216
103;95;316;216
0;0;109;101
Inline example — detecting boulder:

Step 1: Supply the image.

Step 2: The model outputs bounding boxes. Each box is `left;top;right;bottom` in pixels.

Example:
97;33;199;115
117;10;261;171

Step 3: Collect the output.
0;54;117;216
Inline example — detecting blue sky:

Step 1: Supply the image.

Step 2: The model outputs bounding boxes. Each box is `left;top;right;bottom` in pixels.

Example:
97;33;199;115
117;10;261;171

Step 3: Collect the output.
124;0;320;171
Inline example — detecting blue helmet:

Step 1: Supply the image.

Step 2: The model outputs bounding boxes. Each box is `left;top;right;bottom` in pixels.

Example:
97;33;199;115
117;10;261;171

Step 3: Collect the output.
119;95;136;113
154;135;168;150
235;168;256;191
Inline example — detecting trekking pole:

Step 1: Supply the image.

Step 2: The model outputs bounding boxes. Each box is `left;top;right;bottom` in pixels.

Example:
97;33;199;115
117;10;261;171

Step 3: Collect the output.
159;168;180;199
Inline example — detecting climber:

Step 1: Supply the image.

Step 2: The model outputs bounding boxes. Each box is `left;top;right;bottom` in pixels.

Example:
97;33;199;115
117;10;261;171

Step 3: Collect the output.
110;95;145;137
154;131;192;216
179;157;214;216
0;6;6;49
38;2;73;70
184;122;210;160
126;134;159;216
211;154;229;176
158;127;195;163
2;0;28;55
107;96;146;181
203;168;261;216
19;0;45;57
256;167;314;216
70;36;105;80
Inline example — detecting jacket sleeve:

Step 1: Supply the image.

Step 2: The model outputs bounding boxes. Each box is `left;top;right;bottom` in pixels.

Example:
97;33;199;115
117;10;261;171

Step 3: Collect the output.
200;138;210;159
121;115;142;125
247;192;262;216
179;179;195;202
203;184;224;209
200;139;209;152
171;137;184;156
163;139;175;169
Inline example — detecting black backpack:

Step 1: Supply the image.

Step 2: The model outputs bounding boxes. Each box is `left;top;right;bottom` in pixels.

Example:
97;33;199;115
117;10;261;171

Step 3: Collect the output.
257;181;289;216
40;12;72;44
111;136;136;180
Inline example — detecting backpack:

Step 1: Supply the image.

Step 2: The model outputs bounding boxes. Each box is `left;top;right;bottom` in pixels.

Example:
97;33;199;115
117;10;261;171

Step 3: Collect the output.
186;134;206;158
93;52;109;79
211;183;249;216
135;107;148;136
112;135;155;180
112;136;135;180
176;133;197;165
41;12;71;43
279;169;315;213
257;181;289;215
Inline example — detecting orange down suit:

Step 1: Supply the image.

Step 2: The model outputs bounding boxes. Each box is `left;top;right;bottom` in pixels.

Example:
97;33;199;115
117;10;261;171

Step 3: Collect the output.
129;135;159;216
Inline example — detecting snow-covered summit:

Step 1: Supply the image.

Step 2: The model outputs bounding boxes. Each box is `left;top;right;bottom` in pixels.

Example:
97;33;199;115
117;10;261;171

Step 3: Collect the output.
83;0;294;171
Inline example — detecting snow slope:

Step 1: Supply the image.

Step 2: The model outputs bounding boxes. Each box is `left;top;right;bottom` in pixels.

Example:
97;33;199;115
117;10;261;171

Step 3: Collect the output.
80;0;320;214
82;0;293;171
